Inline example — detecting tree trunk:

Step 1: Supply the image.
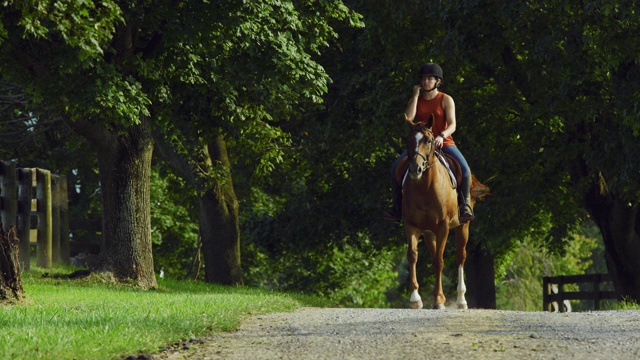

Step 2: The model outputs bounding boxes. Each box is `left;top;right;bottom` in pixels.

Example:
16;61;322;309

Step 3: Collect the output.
585;173;640;302
72;118;157;290
154;131;243;285
0;225;25;303
200;136;243;285
465;238;497;309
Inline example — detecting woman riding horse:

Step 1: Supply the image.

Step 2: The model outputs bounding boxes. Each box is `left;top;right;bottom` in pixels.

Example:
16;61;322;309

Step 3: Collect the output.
384;63;475;224
386;63;489;309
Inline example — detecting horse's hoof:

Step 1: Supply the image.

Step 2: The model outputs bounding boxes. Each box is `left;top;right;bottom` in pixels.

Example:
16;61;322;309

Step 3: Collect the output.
457;303;468;310
432;304;446;310
409;300;423;309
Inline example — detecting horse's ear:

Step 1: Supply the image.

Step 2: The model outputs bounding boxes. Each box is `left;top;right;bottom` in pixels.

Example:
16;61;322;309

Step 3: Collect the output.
404;113;415;127
426;113;435;129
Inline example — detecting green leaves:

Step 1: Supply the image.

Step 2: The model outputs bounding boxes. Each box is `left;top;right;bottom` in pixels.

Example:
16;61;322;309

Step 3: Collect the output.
93;76;151;122
8;0;122;58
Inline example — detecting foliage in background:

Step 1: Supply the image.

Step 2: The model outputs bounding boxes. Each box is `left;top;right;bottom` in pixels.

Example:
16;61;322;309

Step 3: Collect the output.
149;169;199;279
496;222;604;311
242;226;399;308
272;0;640;305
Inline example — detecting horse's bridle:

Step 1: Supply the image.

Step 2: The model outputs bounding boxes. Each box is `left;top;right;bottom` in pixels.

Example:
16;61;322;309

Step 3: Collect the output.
411;131;437;177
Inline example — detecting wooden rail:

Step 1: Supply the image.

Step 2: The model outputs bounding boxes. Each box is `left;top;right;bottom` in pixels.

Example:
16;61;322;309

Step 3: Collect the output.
0;160;69;271
543;274;617;312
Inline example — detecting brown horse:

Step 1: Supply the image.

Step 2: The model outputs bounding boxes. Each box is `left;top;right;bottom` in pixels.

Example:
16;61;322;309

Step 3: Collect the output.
400;115;489;309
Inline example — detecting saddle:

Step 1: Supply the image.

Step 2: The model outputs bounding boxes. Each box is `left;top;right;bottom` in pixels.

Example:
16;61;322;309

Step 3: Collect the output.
395;151;461;189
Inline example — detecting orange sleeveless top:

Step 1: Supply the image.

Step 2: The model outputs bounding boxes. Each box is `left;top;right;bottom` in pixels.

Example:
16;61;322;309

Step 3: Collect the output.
415;92;455;147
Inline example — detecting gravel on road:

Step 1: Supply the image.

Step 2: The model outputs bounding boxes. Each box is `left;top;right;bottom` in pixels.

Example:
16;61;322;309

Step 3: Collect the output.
151;307;640;360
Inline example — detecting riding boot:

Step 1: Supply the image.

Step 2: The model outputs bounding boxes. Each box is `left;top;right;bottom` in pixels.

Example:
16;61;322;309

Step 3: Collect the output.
458;176;475;223
383;178;403;223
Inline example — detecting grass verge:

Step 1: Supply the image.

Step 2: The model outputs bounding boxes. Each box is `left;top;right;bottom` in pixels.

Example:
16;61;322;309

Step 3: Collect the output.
612;297;640;310
1;266;331;360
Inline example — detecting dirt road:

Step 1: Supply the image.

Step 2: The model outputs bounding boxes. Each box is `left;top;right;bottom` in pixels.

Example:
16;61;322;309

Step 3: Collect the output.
153;307;640;359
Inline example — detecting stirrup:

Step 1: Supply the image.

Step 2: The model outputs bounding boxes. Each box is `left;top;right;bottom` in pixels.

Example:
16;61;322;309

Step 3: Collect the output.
459;204;474;223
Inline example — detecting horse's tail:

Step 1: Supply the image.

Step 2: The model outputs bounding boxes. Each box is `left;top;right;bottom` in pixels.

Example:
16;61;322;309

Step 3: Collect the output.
470;175;490;202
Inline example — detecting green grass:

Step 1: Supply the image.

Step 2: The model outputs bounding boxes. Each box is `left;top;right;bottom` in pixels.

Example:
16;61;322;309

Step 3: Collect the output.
1;266;332;360
612;297;640;310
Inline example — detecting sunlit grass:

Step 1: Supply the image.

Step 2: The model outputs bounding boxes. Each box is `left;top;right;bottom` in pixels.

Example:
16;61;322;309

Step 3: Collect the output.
612;297;640;310
0;266;330;360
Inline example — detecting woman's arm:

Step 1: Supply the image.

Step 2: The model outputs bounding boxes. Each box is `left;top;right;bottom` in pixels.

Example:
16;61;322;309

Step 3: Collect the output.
435;94;457;148
404;85;422;121
441;94;456;137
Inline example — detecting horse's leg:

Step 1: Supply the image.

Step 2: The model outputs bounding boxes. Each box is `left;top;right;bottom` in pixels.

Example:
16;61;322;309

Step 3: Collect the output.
425;227;448;309
454;223;470;309
405;225;423;309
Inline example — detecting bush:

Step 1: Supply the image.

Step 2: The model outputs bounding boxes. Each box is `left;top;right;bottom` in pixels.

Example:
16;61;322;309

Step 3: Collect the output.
243;234;399;308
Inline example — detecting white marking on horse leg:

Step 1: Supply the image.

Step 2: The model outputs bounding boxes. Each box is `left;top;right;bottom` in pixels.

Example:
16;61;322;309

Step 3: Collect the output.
409;290;423;309
457;265;468;309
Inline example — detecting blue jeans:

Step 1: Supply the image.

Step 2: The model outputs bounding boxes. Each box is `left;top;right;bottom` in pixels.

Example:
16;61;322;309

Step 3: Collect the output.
441;146;470;179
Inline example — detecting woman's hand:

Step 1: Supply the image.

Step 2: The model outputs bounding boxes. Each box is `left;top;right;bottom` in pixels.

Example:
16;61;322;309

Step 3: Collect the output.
412;85;422;97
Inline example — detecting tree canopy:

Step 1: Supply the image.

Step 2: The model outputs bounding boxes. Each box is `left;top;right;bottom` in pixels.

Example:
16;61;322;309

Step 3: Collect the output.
240;0;640;305
1;0;639;305
1;0;364;288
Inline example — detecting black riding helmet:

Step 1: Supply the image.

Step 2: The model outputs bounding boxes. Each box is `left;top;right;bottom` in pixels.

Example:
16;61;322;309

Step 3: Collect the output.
419;63;443;80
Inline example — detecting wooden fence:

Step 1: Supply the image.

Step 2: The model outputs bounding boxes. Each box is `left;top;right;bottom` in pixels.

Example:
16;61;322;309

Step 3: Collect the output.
543;274;617;312
0;160;69;271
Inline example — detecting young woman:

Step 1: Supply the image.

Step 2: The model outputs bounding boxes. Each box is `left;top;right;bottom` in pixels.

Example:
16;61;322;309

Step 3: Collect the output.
384;63;474;223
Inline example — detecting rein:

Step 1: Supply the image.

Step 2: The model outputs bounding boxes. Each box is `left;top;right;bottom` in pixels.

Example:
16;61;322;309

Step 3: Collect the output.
414;151;437;170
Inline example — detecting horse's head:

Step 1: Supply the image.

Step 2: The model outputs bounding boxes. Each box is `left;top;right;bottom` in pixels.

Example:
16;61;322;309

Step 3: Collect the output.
405;114;436;179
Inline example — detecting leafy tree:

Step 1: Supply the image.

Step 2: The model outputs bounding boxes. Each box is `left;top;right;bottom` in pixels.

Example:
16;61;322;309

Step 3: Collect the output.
425;0;640;302
1;1;362;287
1;1;157;288
148;0;363;284
244;0;640;307
0;81;198;280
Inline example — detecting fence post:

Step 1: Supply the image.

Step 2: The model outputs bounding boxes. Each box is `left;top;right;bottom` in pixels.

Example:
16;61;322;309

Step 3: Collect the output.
59;175;70;264
557;276;566;310
17;168;33;271
1;162;69;270
0;160;18;228
52;175;61;263
594;274;602;310
543;276;550;312
36;168;52;269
